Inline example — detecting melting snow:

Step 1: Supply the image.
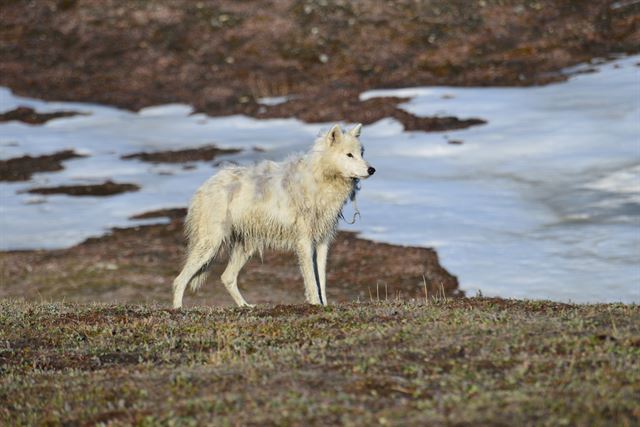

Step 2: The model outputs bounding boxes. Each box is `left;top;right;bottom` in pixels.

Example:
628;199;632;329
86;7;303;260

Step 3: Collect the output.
1;55;638;303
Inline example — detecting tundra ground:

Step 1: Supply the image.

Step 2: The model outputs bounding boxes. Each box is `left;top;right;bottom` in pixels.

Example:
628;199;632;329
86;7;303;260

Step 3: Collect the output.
1;299;638;426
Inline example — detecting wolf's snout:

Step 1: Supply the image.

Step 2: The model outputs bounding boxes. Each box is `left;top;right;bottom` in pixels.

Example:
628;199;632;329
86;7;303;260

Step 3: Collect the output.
367;166;376;176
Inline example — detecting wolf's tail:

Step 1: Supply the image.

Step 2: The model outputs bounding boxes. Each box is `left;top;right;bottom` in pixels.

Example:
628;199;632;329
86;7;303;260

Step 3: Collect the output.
172;187;229;308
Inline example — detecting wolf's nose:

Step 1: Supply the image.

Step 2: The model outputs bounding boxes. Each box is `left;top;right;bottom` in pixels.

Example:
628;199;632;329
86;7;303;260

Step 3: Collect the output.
368;167;376;176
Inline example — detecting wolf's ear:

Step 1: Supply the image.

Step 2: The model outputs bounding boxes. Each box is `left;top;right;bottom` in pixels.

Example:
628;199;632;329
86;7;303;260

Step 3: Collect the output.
349;123;363;138
327;124;343;145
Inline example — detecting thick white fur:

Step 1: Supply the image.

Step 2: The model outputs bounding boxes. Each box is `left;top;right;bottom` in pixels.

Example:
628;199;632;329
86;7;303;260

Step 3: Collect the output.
172;123;373;308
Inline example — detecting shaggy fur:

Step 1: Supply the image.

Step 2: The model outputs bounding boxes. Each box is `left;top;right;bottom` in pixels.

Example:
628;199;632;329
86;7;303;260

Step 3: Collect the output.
172;124;375;308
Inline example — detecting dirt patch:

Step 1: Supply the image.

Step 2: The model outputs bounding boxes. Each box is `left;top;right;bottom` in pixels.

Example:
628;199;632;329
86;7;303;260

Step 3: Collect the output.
0;106;83;124
394;111;486;132
27;180;140;196
0;150;87;181
121;145;241;163
254;94;487;131
130;208;188;221
1;1;637;124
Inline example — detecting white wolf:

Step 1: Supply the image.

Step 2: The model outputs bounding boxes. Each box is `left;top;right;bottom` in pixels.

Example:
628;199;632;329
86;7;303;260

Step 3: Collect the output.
172;123;375;308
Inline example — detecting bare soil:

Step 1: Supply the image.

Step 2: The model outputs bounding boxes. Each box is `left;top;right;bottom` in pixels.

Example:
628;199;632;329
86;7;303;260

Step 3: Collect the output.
0;106;83;125
0;150;86;182
129;207;187;221
121;145;241;163
255;95;489;131
0;209;461;307
26;180;140;196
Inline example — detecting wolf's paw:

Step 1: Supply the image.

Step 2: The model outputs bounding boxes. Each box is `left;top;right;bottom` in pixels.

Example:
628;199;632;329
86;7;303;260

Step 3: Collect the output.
307;301;324;306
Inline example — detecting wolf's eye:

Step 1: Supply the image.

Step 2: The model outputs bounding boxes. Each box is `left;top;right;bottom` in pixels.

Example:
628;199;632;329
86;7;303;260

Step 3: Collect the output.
346;153;354;158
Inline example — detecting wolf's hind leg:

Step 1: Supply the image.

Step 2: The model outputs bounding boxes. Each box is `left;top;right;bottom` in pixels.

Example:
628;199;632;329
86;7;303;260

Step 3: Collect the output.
221;245;253;307
172;244;217;309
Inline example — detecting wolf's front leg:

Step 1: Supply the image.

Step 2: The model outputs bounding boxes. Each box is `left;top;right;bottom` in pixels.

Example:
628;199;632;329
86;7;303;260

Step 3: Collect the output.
296;240;323;305
316;240;329;305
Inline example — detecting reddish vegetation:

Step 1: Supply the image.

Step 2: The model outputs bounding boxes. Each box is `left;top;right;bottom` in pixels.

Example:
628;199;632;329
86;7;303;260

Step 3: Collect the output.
1;0;637;125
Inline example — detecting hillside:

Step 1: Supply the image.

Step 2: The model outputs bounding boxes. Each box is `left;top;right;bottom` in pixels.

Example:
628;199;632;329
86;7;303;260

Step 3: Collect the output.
2;0;638;124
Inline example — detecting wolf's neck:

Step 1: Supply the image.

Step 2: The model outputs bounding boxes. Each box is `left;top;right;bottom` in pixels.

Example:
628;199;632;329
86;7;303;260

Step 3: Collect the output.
293;154;354;241
312;163;352;197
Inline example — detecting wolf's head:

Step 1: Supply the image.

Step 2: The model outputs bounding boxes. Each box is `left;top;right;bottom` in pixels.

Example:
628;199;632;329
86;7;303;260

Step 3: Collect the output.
317;123;375;180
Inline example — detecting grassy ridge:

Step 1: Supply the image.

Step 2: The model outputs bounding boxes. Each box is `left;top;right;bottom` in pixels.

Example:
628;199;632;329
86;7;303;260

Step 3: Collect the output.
1;299;638;426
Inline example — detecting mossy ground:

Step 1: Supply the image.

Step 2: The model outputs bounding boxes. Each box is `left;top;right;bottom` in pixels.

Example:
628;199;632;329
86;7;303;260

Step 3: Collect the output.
1;298;638;426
